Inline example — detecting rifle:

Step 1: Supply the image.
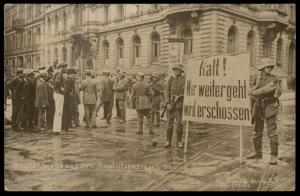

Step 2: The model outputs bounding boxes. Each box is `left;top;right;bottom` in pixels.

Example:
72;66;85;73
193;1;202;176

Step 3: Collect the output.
161;95;184;118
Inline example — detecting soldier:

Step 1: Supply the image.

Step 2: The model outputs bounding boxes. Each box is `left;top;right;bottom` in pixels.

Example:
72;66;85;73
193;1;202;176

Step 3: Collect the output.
247;58;282;165
77;70;98;129
53;63;67;134
164;64;185;148
101;70;115;124
34;71;49;132
22;69;35;131
7;68;26;131
131;72;154;135
113;71;127;123
151;73;164;128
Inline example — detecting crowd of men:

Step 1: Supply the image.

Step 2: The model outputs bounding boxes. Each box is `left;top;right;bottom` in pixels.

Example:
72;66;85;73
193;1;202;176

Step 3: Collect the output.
4;61;173;138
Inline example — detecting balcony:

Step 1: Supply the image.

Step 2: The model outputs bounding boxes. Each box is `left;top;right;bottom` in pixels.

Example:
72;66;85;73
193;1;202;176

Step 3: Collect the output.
12;19;25;31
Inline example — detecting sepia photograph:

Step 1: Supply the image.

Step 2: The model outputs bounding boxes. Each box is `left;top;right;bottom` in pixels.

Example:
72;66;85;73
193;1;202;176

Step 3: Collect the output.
4;3;295;191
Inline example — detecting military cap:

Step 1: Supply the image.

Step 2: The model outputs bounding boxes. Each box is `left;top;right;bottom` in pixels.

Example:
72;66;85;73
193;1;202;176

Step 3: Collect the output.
85;69;92;75
257;58;275;71
58;63;68;68
151;72;160;78
172;64;184;72
16;68;24;74
38;65;46;70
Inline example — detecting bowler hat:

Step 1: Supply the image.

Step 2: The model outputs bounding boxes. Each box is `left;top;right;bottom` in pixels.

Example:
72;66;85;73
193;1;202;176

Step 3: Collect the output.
38;66;46;70
66;68;77;74
257;58;275;71
172;64;184;72
152;72;160;78
47;66;54;73
16;68;24;74
103;70;110;75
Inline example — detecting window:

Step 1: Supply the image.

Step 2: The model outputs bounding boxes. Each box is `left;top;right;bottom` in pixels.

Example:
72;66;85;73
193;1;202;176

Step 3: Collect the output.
63;13;67;32
103;40;109;66
47;49;51;64
180;28;193;63
227;26;238;54
55;15;58;34
104;5;109;23
151;32;160;64
117;5;124;20
276;38;283;66
48;18;51;34
62;47;67;63
37;27;41;45
247;31;255;66
132;35;141;65
288;42;295;75
74;5;83;26
116;38;124;65
263;41;272;58
27;56;32;69
54;48;58;63
27;30;32;47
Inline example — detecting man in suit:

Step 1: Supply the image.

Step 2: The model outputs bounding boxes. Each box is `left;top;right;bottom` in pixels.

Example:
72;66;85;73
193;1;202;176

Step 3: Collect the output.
62;68;74;131
7;68;26;131
151;72;164;128
45;73;55;130
113;71;127;123
101;70;115;124
247;58;282;165
22;69;36;131
53;63;67;134
34;71;49;132
77;70;98;129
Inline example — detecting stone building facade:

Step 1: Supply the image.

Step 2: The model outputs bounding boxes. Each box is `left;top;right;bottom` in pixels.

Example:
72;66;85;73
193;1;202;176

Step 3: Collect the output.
4;4;295;90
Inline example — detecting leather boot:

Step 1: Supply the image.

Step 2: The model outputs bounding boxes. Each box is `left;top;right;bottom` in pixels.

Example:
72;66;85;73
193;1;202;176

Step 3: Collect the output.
136;118;143;134
270;155;278;165
246;139;263;159
270;140;278;165
177;130;183;148
164;128;173;147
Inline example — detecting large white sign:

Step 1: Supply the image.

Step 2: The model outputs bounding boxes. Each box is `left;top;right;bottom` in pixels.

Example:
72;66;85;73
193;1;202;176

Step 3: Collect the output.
182;53;251;126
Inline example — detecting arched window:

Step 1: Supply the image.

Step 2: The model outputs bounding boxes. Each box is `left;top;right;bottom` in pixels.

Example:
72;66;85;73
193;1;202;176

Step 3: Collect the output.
27;56;32;69
116;38;124;65
227;26;238;54
288;42;295;75
62;47;67;63
47;17;51;34
54;48;58;63
132;35;141;65
276;38;283;66
151;32;160;64
247;31;255;66
181;28;193;55
103;40;109;66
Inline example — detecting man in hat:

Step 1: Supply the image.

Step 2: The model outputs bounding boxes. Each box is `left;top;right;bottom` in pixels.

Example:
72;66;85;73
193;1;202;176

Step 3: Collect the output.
101;70;114;124
22;69;36;130
164;64;185;148
7;68;26;131
68;68;81;127
61;68;74;131
34;70;49;132
77;70;98;129
113;69;122;119
131;72;154;135
52;63;67;134
45;73;55;130
151;72;164;128
247;58;282;165
113;71;128;123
